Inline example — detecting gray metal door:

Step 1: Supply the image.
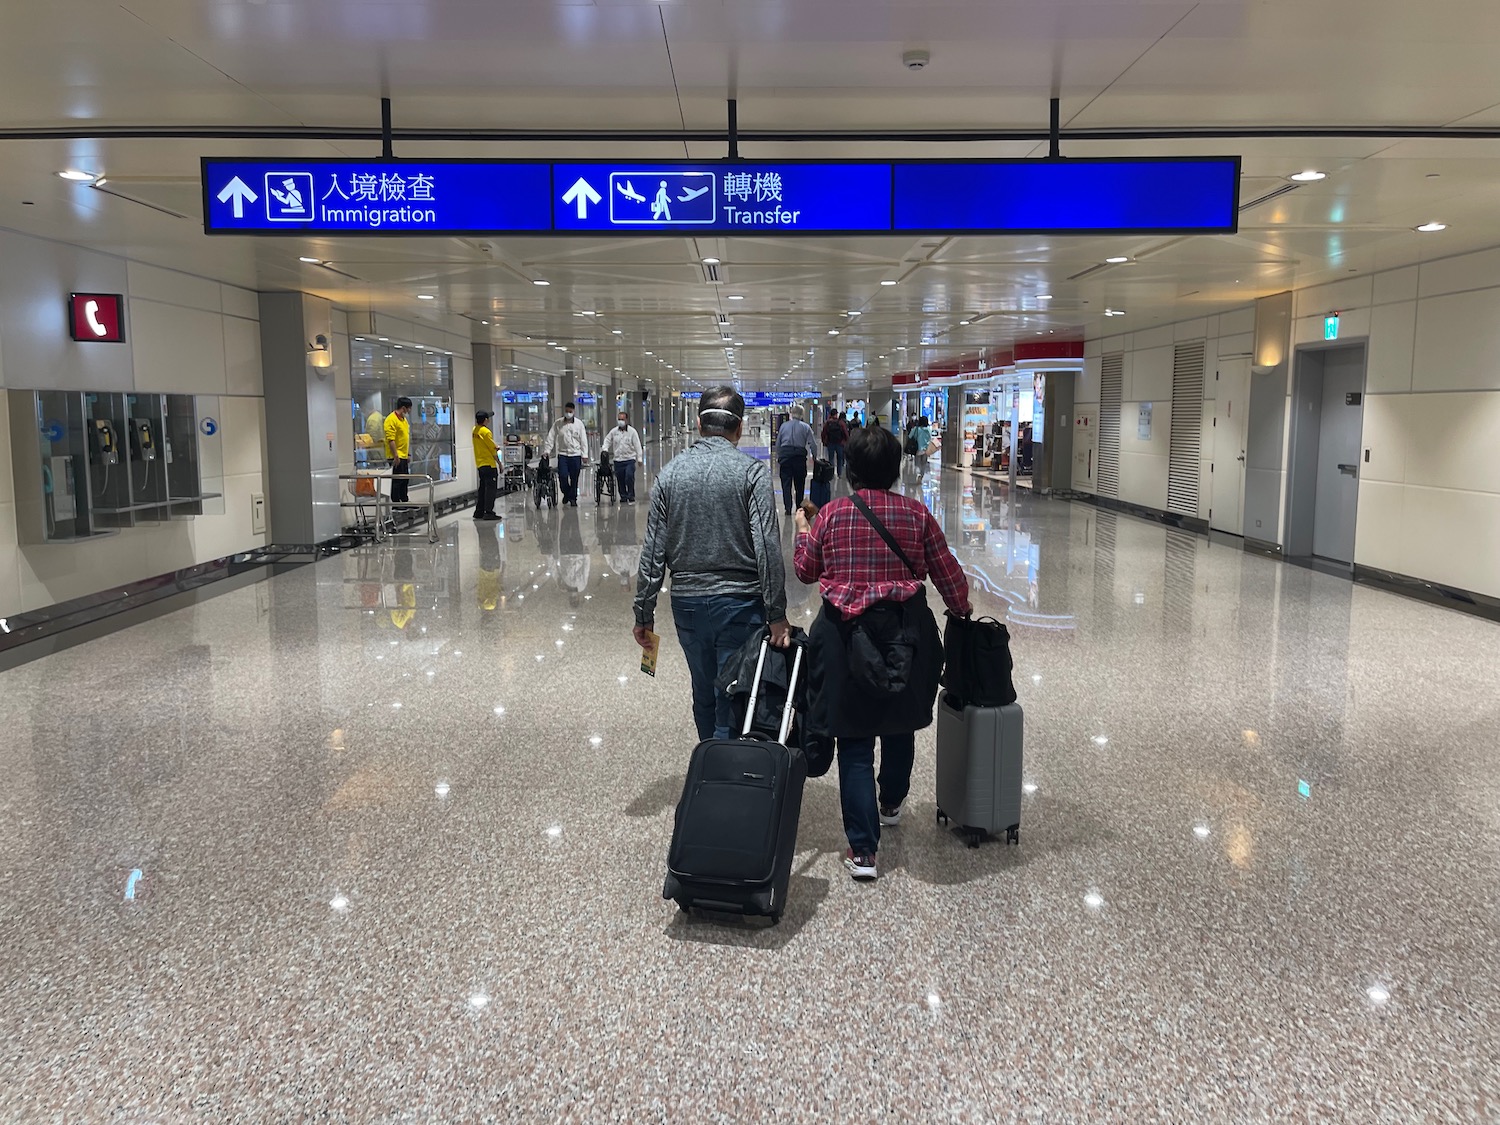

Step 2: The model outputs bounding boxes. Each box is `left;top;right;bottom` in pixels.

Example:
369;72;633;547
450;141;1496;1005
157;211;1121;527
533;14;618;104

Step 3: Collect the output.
1311;352;1364;563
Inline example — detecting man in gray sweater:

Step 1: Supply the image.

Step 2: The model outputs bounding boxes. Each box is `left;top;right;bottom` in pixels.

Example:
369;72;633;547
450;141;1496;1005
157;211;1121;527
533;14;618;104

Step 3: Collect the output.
634;387;791;741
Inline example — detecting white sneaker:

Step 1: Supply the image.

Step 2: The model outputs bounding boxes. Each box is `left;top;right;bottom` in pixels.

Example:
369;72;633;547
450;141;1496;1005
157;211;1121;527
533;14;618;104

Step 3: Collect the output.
843;849;877;881
879;803;903;827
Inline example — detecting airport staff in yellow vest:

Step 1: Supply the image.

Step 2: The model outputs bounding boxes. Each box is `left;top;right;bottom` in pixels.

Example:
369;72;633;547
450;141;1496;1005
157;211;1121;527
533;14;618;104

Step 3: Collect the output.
472;409;500;520
384;397;413;504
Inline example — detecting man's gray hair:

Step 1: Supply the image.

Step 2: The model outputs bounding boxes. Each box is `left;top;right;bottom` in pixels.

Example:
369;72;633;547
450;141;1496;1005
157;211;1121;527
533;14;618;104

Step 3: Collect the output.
789;405;805;420
697;386;745;436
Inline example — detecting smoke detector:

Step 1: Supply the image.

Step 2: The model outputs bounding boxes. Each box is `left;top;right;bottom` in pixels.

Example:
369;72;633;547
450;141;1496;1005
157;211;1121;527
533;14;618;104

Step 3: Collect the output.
902;49;930;71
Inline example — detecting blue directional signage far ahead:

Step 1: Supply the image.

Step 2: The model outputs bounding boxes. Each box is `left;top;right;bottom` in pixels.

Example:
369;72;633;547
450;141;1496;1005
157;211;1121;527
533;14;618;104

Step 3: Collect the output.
202;157;1240;236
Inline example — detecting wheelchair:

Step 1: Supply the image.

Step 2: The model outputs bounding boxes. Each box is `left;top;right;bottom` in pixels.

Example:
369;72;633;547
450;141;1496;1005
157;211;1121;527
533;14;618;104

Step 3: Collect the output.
533;454;560;509
595;451;617;505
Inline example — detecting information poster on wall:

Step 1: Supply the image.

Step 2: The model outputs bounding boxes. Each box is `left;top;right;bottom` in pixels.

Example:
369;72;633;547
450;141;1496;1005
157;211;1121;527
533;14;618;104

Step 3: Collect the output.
1138;402;1153;440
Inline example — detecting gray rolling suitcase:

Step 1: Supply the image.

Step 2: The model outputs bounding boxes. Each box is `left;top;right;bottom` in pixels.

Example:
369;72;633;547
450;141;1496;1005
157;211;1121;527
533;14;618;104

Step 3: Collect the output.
935;692;1023;847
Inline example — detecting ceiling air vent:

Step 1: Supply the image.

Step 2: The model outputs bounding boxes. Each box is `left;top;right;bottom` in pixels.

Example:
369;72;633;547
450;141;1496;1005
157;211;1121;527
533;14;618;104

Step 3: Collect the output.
701;262;722;284
1239;183;1301;212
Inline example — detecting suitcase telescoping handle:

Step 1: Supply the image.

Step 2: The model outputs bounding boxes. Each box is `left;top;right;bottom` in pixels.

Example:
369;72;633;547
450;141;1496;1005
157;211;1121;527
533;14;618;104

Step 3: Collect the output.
740;634;806;745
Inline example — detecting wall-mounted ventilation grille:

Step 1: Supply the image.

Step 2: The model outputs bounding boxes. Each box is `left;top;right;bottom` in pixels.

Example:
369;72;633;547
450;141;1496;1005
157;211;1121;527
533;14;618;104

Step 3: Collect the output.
1168;340;1206;516
1097;353;1123;497
701;262;722;284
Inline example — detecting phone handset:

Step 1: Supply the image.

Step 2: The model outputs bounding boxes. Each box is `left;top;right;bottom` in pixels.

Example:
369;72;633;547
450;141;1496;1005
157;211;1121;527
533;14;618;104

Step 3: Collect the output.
84;300;109;337
91;419;118;463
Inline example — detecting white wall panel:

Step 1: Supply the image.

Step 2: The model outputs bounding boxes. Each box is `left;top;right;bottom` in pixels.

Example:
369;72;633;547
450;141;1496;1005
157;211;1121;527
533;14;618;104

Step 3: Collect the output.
1119;400;1171;509
1353;479;1406;575
1218;307;1256;337
219;396;266;478
1079;355;1101;404
0;231;134;392
1294;275;1373;319
0;501;20;614
1358;393;1408;485
1412;288;1500;391
1417;246;1500;299
1084;337;1101;358
129;300;227;395
1400;390;1500;493
1131;325;1174;351
1373;266;1419;306
1366;301;1416;394
1173;319;1209;341
127;262;220;313
221;285;260;320
1131;346;1173;402
1400;486;1500;598
1217;333;1254;359
224;315;264;397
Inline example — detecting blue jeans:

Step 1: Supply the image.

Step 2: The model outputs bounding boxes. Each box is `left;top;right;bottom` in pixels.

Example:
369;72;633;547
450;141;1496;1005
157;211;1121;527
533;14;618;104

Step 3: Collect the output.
827;443;845;478
837;732;917;855
614;458;637;502
671;595;766;741
557;455;583;503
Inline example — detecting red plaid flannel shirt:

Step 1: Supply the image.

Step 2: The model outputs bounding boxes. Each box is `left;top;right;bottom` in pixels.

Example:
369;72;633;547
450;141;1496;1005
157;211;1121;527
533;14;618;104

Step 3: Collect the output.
794;489;971;618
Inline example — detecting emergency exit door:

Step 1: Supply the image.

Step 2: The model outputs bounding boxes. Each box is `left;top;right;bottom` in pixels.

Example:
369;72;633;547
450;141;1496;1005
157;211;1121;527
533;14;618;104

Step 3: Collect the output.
1285;343;1366;566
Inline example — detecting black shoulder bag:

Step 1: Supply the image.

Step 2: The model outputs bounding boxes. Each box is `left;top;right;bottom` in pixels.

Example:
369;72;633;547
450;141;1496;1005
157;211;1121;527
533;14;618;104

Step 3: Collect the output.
843;495;928;694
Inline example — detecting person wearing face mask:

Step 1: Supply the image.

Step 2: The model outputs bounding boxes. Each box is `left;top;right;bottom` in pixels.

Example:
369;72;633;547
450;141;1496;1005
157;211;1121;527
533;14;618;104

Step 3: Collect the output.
601;410;644;503
543;401;589;507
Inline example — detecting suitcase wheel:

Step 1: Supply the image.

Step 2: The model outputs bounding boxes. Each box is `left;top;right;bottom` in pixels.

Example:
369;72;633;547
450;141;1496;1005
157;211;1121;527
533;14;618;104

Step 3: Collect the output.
1006;826;1020;846
962;826;986;849
769;913;781;926
936;807;949;826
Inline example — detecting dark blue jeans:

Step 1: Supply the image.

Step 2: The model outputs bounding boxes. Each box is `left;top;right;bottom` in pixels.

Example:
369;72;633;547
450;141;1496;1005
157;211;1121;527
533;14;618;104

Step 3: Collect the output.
614;458;637;502
837;732;917;855
671;594;766;741
557;454;583;503
827;443;845;478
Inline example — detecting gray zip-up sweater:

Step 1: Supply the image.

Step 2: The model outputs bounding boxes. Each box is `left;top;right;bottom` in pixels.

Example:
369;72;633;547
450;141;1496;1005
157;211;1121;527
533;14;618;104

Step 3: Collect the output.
634;437;787;626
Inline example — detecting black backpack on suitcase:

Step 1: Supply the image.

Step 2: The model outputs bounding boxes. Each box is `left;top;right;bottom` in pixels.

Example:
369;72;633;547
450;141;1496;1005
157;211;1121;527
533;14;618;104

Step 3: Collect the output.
664;637;807;924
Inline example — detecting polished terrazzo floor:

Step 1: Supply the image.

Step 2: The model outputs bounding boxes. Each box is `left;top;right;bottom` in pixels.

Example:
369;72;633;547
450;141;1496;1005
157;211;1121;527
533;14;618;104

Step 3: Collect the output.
3;445;1499;1123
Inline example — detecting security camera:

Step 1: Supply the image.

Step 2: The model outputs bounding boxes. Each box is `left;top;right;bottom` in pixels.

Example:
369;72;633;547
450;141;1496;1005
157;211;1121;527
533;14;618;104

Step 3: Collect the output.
902;49;930;71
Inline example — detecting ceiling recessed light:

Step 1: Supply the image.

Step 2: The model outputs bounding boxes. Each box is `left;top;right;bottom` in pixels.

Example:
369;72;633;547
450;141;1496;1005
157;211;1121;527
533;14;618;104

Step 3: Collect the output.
1105;256;1130;264
727;294;745;301
880;279;898;286
847;310;861;317
532;279;550;286
58;169;97;182
644;351;653;356
1415;221;1447;233
1289;170;1327;182
612;328;623;334
580;310;596;316
299;256;322;264
959;320;971;326
416;293;436;300
546;341;558;346
828;329;840;336
702;256;720;265
1036;294;1053;301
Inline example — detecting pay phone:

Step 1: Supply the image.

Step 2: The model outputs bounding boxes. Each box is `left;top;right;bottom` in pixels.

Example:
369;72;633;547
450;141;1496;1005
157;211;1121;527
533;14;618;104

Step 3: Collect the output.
128;417;157;462
91;419;119;464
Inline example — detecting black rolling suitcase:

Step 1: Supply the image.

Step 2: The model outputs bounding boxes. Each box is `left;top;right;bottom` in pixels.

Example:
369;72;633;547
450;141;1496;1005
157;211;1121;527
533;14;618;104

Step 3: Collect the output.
664;637;807;924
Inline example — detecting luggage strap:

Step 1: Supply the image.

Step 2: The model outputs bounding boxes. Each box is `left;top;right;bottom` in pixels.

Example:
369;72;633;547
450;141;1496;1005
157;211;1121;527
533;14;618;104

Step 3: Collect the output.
849;494;919;579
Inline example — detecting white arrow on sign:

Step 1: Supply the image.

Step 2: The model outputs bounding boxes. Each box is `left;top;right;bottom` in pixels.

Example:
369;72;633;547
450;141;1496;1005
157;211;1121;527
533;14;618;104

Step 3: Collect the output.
217;176;259;219
562;176;602;219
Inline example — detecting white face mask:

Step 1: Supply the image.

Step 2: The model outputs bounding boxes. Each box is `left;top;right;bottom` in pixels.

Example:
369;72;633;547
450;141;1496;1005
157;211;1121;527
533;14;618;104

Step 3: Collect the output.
564;412;575;421
618;419;627;429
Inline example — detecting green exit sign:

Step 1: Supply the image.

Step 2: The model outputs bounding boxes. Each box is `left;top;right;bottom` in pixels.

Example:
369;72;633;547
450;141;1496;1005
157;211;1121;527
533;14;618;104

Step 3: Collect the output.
1324;313;1340;340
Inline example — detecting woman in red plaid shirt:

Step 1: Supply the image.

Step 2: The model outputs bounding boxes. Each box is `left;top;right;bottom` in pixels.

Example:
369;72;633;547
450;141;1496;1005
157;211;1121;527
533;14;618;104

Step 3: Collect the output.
793;426;971;882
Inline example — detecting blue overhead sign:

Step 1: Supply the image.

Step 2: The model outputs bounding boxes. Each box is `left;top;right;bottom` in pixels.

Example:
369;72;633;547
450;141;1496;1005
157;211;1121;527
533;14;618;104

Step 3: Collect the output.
552;162;893;233
202;159;552;233
893;159;1241;233
203;157;1239;236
